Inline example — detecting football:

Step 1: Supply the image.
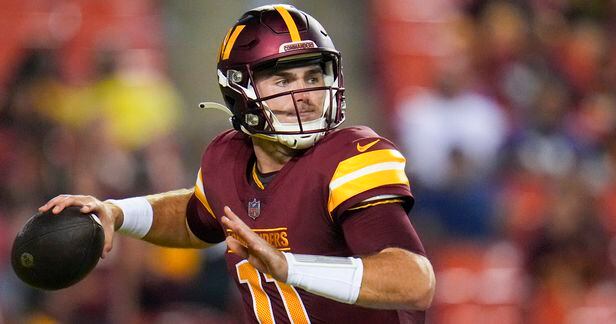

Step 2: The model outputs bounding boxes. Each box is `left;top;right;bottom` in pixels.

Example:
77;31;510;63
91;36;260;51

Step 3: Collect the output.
11;206;105;290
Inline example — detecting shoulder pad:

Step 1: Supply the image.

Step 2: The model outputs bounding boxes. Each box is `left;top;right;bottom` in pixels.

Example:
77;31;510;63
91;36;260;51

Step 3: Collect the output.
317;127;411;214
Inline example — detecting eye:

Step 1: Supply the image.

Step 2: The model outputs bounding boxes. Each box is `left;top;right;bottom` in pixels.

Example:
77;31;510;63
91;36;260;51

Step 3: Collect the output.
275;78;289;87
306;74;323;85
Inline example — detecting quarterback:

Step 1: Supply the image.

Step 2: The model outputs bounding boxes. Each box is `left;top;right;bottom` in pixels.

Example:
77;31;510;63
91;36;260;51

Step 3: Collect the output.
40;5;435;323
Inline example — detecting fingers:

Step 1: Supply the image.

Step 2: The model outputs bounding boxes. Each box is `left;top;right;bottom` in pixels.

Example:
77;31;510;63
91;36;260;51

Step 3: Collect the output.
39;195;115;259
221;206;241;224
39;194;91;214
221;207;252;259
221;206;262;249
221;206;248;236
51;197;76;214
226;236;248;259
80;203;95;213
39;194;71;212
99;211;114;259
101;226;114;259
221;206;287;281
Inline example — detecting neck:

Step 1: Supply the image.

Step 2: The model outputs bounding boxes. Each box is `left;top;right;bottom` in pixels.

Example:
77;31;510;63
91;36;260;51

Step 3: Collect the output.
252;137;298;173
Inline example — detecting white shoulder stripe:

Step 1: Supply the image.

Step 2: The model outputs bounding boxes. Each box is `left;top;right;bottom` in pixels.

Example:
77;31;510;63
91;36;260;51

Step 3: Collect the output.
195;169;205;194
362;194;401;203
329;162;406;190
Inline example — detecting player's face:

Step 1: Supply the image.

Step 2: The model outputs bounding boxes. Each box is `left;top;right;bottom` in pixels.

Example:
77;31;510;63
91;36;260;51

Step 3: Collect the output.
254;64;326;123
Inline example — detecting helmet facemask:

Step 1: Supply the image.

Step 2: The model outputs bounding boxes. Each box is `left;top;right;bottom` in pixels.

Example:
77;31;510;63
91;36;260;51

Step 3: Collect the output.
220;52;345;149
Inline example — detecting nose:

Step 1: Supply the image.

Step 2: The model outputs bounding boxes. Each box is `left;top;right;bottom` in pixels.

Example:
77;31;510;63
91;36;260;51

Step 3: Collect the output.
292;81;311;102
294;91;310;103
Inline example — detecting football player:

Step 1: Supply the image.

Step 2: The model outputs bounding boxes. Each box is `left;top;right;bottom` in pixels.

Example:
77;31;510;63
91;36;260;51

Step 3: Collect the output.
40;5;435;323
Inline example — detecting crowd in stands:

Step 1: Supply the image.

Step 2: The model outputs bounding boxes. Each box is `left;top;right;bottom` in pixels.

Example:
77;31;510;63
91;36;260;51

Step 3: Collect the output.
0;48;238;323
396;1;616;323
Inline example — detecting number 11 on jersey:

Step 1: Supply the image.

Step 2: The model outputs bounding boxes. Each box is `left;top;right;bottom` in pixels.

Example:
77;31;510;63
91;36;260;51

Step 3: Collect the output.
236;260;310;324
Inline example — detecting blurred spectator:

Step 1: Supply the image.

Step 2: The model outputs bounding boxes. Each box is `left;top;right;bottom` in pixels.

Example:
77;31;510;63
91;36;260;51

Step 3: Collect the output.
0;47;69;323
595;131;616;236
397;60;508;239
567;92;616;154
390;1;616;322
0;45;223;323
398;60;508;189
525;175;612;323
92;48;181;152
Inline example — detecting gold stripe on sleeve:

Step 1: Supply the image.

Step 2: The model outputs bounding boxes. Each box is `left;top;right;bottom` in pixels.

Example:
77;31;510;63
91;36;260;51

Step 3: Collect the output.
195;169;216;219
327;149;409;214
347;199;404;211
328;169;409;213
330;149;406;183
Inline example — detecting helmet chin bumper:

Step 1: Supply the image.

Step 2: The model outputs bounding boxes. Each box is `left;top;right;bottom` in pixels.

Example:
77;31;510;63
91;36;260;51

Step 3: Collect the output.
240;107;329;150
277;133;325;150
270;117;328;149
242;129;325;150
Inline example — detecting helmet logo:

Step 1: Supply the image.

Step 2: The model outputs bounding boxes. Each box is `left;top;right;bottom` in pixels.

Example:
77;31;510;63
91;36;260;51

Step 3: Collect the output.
279;40;317;53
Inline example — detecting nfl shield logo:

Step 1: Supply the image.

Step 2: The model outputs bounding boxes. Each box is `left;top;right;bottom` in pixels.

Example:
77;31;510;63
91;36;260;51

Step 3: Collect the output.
247;198;261;220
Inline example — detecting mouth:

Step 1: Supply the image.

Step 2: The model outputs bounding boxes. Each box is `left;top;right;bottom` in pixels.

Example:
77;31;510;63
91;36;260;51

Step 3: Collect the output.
298;110;318;121
270;109;319;122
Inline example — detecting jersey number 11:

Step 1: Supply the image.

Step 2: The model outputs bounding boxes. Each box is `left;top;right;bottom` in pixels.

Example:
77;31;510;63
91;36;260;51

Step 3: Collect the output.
236;260;310;323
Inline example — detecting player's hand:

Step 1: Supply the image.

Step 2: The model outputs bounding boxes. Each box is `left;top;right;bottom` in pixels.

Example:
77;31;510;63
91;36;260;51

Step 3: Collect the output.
39;195;119;259
222;206;288;282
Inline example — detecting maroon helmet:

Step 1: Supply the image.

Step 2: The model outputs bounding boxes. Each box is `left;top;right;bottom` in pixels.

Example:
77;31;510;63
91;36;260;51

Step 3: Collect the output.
214;4;345;149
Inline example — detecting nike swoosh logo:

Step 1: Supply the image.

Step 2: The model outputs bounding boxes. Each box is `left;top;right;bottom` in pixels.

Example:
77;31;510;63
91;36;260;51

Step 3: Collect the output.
356;139;380;152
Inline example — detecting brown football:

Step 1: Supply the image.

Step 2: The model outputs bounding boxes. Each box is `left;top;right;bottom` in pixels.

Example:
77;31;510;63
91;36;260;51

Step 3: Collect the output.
11;206;104;290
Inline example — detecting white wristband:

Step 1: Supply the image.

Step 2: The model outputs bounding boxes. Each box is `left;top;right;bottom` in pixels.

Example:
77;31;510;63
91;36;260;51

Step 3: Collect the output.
106;197;153;239
283;252;363;304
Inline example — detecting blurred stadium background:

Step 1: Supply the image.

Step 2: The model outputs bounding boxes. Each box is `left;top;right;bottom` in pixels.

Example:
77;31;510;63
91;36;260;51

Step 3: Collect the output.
1;0;616;323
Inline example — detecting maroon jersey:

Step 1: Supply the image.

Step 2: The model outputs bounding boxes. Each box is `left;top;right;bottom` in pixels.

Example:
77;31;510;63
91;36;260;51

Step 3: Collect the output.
187;126;426;323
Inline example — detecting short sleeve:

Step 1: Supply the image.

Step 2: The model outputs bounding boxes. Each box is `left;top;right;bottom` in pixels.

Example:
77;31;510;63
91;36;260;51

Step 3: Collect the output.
186;169;225;244
340;202;425;257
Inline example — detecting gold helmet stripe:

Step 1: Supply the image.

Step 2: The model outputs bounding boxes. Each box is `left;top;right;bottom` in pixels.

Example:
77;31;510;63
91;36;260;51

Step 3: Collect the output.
222;25;246;61
274;5;301;42
218;27;234;62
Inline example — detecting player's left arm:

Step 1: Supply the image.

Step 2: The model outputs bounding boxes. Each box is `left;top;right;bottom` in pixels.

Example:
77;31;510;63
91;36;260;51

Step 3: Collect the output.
324;135;434;309
222;204;435;311
357;247;434;310
340;202;435;310
308;199;435;311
